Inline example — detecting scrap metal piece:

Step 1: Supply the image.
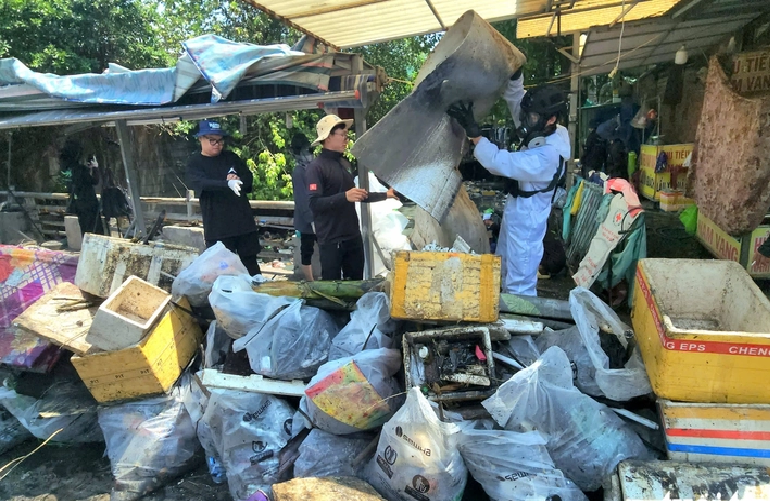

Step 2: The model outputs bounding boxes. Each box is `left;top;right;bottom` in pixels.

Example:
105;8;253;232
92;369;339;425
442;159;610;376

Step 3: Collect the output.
352;10;525;222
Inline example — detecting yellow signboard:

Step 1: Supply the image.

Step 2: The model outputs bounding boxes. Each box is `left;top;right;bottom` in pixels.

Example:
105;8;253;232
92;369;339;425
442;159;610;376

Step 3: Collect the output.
696;212;741;263
731;51;770;94
750;227;770;277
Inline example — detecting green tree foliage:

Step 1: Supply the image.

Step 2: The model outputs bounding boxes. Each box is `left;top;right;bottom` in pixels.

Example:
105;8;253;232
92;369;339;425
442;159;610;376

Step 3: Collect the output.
0;0;169;73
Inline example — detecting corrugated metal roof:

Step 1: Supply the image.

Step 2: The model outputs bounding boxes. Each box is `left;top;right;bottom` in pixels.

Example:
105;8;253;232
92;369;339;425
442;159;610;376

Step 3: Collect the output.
578;0;768;75
242;0;681;48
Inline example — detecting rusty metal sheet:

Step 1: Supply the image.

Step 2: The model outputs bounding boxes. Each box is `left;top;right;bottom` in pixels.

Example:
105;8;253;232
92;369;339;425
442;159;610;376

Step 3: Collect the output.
618;460;770;501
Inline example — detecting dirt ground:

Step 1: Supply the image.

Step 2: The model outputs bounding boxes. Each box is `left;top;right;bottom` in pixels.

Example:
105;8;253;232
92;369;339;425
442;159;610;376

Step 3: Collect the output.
0;202;764;501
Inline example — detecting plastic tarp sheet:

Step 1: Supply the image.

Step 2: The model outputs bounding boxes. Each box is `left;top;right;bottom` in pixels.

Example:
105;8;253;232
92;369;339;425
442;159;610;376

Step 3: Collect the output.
351;10;525;222
0;35;332;105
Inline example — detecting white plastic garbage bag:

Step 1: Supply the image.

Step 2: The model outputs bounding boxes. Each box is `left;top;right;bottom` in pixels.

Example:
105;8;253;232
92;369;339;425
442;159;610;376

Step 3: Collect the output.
203;320;231;369
98;381;201;501
457;424;586;501
482;346;648;491
328;292;396;360
536;327;594;391
366;387;467;501
300;348;403;435
234;301;339;380
502;335;542;367
172;242;248;307
209;274;293;339
569;287;652;401
199;390;294;501
294;428;376;478
0;383;102;443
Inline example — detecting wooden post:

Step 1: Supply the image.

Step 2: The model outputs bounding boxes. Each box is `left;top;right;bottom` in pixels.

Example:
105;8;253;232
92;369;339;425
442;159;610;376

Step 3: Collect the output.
115;119;147;237
352;53;375;279
569;32;581;164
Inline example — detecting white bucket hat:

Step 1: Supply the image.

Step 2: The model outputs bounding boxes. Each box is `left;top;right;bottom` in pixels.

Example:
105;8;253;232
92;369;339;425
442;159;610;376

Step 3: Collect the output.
312;115;354;146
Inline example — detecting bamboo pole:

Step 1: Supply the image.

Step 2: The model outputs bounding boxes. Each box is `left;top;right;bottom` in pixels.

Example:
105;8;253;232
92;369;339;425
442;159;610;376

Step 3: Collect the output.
252;279;386;309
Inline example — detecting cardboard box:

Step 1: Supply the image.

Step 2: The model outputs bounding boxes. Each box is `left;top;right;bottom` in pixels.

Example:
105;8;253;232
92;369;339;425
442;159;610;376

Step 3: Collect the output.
72;297;202;403
640;144;693;201
659;399;770;466
390;251;500;322
632;258;770;403
696;211;770;278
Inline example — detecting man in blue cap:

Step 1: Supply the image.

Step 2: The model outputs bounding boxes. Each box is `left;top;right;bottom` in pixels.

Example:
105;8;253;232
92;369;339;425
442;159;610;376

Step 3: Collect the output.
186;119;261;275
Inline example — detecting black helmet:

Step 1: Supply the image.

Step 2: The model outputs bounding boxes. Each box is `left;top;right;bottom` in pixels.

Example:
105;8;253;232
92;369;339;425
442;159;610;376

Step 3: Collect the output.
520;86;567;118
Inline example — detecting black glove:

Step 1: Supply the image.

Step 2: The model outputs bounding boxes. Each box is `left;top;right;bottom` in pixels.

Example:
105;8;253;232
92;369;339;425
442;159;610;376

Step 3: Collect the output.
447;101;481;138
511;68;523;81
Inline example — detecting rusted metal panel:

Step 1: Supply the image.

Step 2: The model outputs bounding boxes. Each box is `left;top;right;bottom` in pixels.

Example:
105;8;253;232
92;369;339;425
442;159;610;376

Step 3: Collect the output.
618;460;770;500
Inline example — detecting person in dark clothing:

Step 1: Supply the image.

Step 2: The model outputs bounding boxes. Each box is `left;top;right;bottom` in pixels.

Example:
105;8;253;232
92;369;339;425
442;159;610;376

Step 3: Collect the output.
580;122;607;178
755;235;770;268
290;132;317;282
306;115;396;281
61;140;104;237
186;119;261;276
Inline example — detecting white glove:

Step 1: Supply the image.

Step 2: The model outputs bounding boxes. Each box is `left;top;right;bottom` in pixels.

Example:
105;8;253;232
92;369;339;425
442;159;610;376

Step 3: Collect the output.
228;179;243;197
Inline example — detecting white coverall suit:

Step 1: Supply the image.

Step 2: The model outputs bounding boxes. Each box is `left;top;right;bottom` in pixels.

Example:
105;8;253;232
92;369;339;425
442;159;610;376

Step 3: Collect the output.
473;76;572;296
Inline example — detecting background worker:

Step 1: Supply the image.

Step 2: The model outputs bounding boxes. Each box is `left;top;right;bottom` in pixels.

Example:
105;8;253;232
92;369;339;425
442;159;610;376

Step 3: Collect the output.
186;119;262;276
61;139;104;237
290;132;317;281
306;115;396;281
448;70;571;296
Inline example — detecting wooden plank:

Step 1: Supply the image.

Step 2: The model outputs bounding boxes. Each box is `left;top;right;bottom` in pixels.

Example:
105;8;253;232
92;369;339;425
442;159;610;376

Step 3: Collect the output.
12;282;100;355
199;369;306;397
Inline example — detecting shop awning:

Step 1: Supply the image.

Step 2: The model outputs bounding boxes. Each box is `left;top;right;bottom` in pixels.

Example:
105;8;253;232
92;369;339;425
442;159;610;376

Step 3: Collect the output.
241;0;683;48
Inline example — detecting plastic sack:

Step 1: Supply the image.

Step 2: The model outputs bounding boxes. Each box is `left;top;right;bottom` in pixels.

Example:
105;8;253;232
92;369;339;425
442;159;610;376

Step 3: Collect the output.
457;424;586;501
200;390;294;501
570;287;652;401
366;387;467;501
536;327;594;392
234;301;339;380
328;292;396;361
0;406;31;454
502;335;542;367
680;205;698;235
482;346;648;491
98;381;202;501
172;242;248;307
209;274;293;339
300;348;403;435
204;320;231;369
294;428;376;478
0;383;102;443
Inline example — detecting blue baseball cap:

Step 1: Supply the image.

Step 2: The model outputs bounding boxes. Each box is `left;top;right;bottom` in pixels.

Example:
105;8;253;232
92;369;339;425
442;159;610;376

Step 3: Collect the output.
195;120;229;137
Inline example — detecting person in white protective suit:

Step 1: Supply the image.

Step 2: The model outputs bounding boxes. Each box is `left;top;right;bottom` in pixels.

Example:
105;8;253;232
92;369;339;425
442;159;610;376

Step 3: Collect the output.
447;71;571;296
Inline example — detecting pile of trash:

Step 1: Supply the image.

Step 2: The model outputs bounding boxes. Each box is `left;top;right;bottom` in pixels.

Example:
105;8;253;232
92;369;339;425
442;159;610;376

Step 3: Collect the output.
0;227;666;501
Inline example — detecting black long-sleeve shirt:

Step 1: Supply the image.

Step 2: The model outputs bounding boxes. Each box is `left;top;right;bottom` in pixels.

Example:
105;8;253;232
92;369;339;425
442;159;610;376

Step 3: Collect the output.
186;150;257;241
291;153;315;235
305;149;386;245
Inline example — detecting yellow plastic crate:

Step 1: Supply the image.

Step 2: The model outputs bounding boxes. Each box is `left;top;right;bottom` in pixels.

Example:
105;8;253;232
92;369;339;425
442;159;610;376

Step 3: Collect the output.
632;258;770;403
72;298;202;403
390;251;501;322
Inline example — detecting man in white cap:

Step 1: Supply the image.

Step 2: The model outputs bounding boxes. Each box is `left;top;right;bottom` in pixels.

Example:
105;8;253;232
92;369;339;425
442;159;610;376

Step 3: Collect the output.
306;115;396;280
186;119;261;275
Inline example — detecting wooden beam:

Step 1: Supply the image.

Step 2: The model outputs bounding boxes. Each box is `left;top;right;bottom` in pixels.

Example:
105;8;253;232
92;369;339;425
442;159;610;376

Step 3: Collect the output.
115;119;147;237
200;369;306;397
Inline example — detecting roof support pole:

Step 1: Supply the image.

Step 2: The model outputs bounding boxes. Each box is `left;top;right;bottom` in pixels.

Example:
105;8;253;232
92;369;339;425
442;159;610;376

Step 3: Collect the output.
351;54;375;279
568;32;580;163
115;119;147;238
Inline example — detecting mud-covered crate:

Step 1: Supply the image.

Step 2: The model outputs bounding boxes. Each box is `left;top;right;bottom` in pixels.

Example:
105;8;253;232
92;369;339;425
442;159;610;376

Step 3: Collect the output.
659;399;770;466
390;251;501;322
632;258;770;403
72;298;202;403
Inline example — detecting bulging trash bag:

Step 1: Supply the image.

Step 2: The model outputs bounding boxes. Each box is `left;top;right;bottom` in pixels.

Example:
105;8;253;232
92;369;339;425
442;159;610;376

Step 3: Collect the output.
172;242;248;307
482;346;648;492
203;320;231;369
300;348;403;435
569;287;652;401
366;387;467;501
294;428;376;478
328;292;396;361
0;382;102;443
209;274;293;339
457;423;586;501
536;327;595;391
234;300;339;380
200;390;294;501
98;380;202;501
